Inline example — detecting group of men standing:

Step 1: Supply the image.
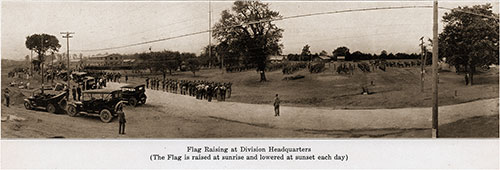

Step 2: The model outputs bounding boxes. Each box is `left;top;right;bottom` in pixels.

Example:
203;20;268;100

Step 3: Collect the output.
145;77;232;102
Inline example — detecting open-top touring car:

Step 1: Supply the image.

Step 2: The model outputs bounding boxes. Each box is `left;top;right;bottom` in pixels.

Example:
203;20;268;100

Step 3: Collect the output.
24;88;68;114
66;89;125;123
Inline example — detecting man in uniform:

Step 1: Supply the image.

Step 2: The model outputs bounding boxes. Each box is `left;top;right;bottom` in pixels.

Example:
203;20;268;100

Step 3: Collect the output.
145;77;150;89
274;94;280;116
118;107;126;135
76;84;82;101
72;86;77;101
4;88;10;107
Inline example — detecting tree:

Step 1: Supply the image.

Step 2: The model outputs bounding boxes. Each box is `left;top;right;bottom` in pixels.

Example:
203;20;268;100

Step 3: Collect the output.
200;45;219;68
379;50;388;60
186;58;201;76
301;44;311;61
212;1;284;82
165;60;178;75
439;4;499;85
25;33;61;84
332;46;350;60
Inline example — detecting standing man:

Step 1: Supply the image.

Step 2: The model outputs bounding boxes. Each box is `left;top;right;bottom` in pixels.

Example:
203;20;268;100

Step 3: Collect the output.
274;94;280;116
465;73;470;85
145;77;150;89
125;75;128;83
72;86;77;101
76;84;82;101
118;108;126;135
4;88;10;107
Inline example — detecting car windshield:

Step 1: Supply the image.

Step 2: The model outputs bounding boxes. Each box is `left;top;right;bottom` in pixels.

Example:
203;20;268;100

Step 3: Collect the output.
122;88;135;92
83;93;109;101
112;92;121;98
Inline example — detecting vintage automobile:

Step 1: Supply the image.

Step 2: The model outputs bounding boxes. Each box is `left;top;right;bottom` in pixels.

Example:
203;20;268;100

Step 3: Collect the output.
66;89;125;123
120;84;147;107
24;88;68;114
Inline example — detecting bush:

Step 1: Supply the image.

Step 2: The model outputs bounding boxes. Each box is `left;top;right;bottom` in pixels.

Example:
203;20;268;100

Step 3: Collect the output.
282;62;307;74
308;62;325;73
282;75;305;80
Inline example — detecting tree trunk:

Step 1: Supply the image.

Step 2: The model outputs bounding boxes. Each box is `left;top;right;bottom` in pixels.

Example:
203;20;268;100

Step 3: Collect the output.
469;65;474;86
41;63;44;85
260;71;267;82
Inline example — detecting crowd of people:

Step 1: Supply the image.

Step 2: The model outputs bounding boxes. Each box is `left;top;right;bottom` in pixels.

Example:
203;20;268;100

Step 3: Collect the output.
145;77;232;102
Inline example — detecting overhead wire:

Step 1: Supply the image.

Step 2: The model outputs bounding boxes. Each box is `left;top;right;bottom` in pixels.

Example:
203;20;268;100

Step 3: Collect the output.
73;5;498;53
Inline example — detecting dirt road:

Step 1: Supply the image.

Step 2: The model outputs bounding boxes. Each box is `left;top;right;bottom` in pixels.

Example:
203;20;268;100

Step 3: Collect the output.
2;82;498;138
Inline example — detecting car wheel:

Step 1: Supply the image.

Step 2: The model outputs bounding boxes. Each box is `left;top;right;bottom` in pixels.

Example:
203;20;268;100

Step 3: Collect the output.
99;109;113;123
47;104;56;114
67;105;78;117
140;96;147;104
129;97;137;107
24;101;32;110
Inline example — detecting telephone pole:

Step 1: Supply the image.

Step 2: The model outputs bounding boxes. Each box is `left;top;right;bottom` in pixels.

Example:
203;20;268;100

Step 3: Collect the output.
419;37;426;92
30;50;33;77
431;0;439;138
61;31;74;101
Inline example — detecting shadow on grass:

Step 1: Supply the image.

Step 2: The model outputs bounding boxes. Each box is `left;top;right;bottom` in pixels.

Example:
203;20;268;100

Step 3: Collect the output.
439;114;499;138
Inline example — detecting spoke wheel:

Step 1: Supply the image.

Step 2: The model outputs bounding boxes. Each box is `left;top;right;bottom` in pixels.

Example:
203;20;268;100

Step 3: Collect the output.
47;104;56;114
67;105;78;117
99;109;113;123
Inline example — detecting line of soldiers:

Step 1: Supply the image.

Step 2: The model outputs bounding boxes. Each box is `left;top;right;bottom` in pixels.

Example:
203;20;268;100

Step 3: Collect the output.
145;78;232;102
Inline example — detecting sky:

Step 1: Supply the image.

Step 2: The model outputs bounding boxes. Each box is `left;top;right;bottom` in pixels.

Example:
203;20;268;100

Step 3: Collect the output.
1;0;498;60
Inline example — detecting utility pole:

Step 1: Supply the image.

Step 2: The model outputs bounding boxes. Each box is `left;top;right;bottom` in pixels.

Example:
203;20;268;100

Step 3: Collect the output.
419;37;426;92
431;0;439;138
30;50;33;77
61;31;74;101
41;36;44;86
51;52;54;85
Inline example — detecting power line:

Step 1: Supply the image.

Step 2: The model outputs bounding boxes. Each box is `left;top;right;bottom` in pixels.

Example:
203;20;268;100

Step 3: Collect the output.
73;5;497;53
74;5;435;52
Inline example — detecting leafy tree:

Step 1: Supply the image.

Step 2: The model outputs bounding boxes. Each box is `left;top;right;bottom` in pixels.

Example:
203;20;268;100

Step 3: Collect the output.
301;44;311;61
212;1;284;82
379;50;388;60
332;46;350;60
200;45;219;68
439;4;499;85
186;58;201;76
25;33;61;84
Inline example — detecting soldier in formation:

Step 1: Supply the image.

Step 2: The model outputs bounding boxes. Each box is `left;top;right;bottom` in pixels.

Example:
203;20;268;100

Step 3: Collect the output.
145;78;232;102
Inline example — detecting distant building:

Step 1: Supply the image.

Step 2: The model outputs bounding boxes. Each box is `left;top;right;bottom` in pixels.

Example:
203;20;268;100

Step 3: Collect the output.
336;56;346;61
269;55;286;63
314;55;332;62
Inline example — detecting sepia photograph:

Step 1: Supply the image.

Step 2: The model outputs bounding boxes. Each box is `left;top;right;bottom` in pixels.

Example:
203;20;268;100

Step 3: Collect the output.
1;0;498;140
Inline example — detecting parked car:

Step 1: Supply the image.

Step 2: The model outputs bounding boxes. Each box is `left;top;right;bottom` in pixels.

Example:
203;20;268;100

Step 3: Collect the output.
120;84;147;107
66;89;125;123
24;88;68;114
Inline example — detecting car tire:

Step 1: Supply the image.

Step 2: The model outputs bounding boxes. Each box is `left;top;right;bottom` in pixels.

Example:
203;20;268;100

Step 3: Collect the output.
129;97;137;107
140;96;146;105
99;109;113;123
24;101;32;110
47;104;56;114
67;105;78;117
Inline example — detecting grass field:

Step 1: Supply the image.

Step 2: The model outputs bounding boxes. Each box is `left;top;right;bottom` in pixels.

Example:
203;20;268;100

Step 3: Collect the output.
2;61;498;138
120;63;499;109
2;61;498;109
